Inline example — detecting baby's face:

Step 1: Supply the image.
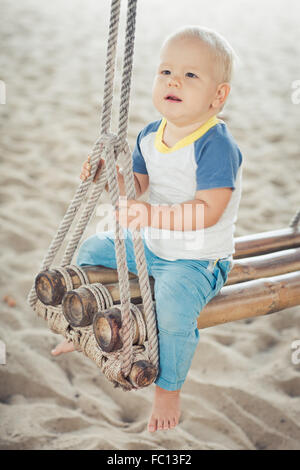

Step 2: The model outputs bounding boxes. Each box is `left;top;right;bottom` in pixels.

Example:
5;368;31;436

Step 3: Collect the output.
152;37;220;126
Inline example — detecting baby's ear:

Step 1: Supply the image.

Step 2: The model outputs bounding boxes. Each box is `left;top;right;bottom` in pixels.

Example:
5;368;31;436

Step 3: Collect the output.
213;83;231;109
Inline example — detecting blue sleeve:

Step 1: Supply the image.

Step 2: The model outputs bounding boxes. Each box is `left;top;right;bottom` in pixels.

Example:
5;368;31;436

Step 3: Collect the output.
195;136;242;191
132;131;148;175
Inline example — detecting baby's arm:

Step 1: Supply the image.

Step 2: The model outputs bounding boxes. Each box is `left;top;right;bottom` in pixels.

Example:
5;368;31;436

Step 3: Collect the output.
150;187;232;231
192;187;232;227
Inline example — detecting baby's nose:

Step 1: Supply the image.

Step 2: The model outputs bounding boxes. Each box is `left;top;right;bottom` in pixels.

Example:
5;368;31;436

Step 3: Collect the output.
168;76;181;87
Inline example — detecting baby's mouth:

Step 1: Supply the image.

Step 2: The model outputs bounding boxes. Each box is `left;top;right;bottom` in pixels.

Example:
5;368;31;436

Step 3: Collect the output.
164;94;182;102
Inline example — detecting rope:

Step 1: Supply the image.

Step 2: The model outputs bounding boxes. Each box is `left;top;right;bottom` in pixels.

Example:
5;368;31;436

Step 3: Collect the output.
121;143;159;367
27;0;159;388
130;304;147;346
85;283;114;311
34;299;152;391
289;208;300;231
53;265;90;291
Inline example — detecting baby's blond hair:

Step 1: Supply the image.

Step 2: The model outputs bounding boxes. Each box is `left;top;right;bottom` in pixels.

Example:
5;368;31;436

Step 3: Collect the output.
162;26;237;84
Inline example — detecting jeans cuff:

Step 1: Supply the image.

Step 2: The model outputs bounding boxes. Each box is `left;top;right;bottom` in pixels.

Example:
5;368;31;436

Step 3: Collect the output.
154;376;185;391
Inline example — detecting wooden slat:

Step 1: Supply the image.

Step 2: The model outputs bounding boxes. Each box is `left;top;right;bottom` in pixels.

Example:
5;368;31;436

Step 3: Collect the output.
227;247;300;285
92;271;300;351
197;271;300;329
234;227;300;259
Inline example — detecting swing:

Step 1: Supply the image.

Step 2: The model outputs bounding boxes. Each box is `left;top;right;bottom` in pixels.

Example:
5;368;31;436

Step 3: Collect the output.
27;0;300;392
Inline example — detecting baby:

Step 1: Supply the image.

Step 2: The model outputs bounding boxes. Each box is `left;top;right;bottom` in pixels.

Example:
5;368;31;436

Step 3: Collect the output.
52;26;243;433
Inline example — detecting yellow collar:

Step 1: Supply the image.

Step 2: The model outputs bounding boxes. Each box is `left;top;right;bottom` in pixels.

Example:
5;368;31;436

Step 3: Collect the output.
155;115;220;154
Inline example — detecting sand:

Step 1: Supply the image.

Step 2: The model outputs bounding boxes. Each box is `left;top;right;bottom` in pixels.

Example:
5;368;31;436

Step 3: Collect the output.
0;0;299;450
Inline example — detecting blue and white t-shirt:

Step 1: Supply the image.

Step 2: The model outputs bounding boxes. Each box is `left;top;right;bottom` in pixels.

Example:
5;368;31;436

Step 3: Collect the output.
132;115;243;261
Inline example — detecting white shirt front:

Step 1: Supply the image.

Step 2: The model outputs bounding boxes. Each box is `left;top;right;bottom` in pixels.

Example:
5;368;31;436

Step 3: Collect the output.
132;117;243;261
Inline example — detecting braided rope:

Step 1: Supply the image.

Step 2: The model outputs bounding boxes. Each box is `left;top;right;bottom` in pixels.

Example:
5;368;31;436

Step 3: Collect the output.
130;304;147;346
52;267;74;292
104;143;133;376
101;0;121;136
34;299;152;391
61;136;120;268
112;0;158;370
27;0;122;306
27;0;158;385
85;283;114;311
67;265;90;285
52;265;90;291
121;143;159;368
289;208;300;231
101;0;142;377
26;174;97;308
117;0;137;143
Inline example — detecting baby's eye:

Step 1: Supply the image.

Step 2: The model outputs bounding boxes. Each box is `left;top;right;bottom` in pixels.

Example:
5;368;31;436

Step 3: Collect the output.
186;72;198;78
161;70;171;75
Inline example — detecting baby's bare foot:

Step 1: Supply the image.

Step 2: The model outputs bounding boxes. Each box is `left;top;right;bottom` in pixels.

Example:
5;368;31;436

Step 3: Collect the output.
148;385;181;432
51;339;75;356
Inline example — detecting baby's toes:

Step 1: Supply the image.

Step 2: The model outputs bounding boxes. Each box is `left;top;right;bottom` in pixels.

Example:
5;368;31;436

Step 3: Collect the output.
163;420;170;430
51;340;75;356
157;419;165;431
148;416;157;433
169;417;177;429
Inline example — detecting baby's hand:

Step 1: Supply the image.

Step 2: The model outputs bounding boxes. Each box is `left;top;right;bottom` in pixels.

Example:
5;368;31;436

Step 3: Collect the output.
80;155;105;183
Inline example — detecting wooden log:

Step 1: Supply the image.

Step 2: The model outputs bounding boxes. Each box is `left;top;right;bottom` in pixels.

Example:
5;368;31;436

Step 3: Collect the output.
128;360;157;388
227;247;300;285
63;247;300;327
197;271;300;329
62;279;155;327
92;271;300;351
92;312;157;388
36;243;300;306
35;265;137;306
234;227;300;259
62;248;300;328
93;308;140;352
34;296;156;389
35;227;300;305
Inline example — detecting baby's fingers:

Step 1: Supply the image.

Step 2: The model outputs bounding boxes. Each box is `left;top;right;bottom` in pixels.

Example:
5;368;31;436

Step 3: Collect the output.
80;156;93;181
80;156;105;182
83;161;91;171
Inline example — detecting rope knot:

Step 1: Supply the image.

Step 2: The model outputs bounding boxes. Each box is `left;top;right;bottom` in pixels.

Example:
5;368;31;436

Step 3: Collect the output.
99;132;119;150
99;132;127;157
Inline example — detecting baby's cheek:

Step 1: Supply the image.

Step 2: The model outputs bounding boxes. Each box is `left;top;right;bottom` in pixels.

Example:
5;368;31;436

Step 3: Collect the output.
152;86;162;108
153;75;165;90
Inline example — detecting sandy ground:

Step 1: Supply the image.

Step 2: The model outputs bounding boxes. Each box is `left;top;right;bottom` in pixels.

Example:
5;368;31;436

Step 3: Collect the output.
0;0;299;450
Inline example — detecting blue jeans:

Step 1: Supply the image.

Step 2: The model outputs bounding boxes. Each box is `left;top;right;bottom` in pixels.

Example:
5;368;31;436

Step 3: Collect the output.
76;228;232;391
